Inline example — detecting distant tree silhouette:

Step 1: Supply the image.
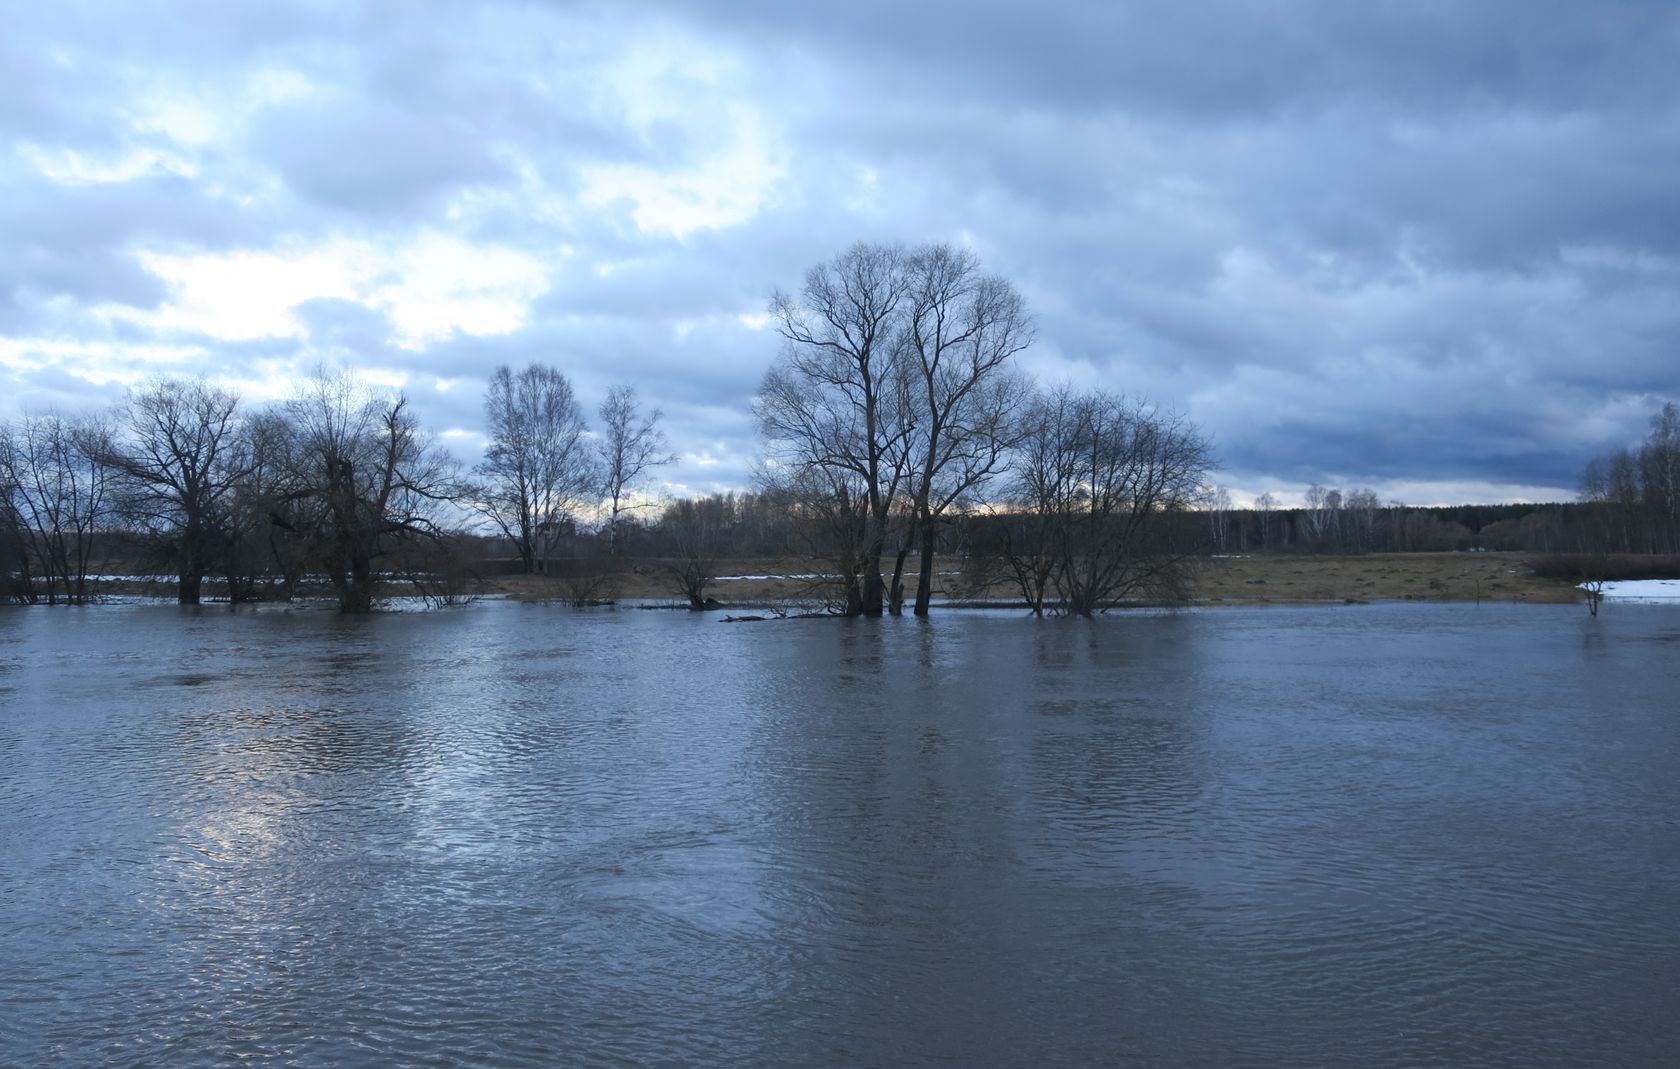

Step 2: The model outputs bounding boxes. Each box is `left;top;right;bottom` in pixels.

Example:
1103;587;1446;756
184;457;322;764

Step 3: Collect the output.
597;384;675;556
474;364;594;573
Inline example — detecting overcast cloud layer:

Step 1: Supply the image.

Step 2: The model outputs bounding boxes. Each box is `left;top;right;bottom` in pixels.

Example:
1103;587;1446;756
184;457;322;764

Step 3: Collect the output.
4;0;1677;504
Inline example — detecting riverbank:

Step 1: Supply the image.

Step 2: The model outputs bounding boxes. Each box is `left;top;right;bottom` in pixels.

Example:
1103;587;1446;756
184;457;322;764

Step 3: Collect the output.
31;550;1591;608
487;551;1583;607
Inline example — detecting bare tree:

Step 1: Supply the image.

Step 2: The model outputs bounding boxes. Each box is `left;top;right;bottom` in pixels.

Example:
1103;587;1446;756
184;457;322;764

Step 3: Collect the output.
1304;483;1342;548
597;384;676;555
1579;399;1680;555
1004;388;1212;616
757;242;917;616
662;496;720;610
1640;401;1679;548
474;364;594;573
0;412;116;603
900;244;1034;615
221;409;311;601
1254;490;1277;550
1205;485;1232;552
754;457;877;614
1000;386;1084;615
105;377;247;604
274;369;462;613
1344;487;1382;553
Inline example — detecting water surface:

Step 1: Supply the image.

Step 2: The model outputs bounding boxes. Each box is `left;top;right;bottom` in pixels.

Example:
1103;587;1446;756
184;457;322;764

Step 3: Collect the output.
2;601;1677;1067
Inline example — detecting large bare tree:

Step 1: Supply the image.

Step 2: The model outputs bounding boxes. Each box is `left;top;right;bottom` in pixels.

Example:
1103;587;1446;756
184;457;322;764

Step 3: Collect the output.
596;384;675;555
757;242;918;616
273;370;461;613
474;364;594;573
900;244;1033;614
105;377;248;604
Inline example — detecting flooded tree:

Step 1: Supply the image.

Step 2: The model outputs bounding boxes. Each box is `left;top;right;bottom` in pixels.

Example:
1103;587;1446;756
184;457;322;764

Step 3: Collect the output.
0;412;116;603
759;242;1035;616
757;243;918;616
105;378;248;604
900;244;1034;615
221;409;311;601
661;496;720;610
597;384;675;556
275;370;462;613
1003;387;1211;616
474;364;594;573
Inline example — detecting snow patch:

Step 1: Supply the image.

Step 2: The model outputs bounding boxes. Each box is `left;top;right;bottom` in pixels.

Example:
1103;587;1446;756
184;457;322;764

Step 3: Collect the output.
1585;579;1680;603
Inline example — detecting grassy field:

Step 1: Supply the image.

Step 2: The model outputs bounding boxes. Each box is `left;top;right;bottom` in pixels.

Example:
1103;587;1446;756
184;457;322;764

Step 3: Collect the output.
1190;552;1578;605
491;551;1583;607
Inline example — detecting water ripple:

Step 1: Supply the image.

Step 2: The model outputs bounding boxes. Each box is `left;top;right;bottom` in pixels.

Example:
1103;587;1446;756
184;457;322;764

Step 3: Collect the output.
1;602;1677;1067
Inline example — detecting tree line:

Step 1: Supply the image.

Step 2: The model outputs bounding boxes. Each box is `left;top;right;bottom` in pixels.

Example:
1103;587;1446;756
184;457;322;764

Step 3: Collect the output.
1576;402;1680;555
1;242;1216;617
11;239;1660;615
1;368;673;610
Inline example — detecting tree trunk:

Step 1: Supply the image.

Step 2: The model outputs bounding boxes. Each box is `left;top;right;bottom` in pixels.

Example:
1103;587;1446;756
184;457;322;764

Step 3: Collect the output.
860;550;884;616
177;535;203;604
339;548;377;613
888;546;910;615
912;524;937;616
844;569;865;616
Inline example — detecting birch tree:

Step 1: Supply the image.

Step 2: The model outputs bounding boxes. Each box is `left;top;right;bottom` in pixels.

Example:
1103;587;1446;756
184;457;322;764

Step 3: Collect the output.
596;384;675;555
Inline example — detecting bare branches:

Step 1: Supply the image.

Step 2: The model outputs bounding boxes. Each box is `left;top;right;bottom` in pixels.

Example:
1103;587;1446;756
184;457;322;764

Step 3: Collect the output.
104;377;247;603
1579;399;1680;554
901;244;1034;614
273;368;464;612
597;384;675;555
758;243;920;615
474;364;594;573
757;241;1034;615
0;412;117;603
1003;388;1212;616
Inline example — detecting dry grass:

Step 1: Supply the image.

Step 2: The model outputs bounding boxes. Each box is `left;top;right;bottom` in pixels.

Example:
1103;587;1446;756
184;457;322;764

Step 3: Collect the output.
1191;552;1578;605
488;551;1582;607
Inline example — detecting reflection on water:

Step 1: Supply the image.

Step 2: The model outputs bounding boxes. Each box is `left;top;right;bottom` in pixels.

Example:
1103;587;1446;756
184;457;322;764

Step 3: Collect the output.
2;602;1678;1067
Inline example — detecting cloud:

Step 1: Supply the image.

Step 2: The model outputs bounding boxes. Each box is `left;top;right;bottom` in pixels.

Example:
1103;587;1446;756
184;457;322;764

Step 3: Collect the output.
249;92;513;215
102;232;549;348
1;0;1675;503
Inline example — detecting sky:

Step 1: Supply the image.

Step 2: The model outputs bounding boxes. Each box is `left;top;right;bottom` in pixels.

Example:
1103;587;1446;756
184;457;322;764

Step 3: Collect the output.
3;0;1677;506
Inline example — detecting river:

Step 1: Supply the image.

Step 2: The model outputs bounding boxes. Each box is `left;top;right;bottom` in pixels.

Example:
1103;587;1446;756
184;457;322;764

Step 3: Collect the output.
2;600;1677;1067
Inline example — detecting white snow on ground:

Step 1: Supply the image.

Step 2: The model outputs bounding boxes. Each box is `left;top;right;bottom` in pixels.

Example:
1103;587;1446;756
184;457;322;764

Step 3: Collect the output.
713;573;837;581
1585;579;1680;602
713;571;963;581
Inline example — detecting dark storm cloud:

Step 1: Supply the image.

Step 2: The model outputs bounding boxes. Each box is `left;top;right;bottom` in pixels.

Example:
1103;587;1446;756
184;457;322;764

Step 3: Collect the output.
659;0;1679;117
2;0;1676;502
